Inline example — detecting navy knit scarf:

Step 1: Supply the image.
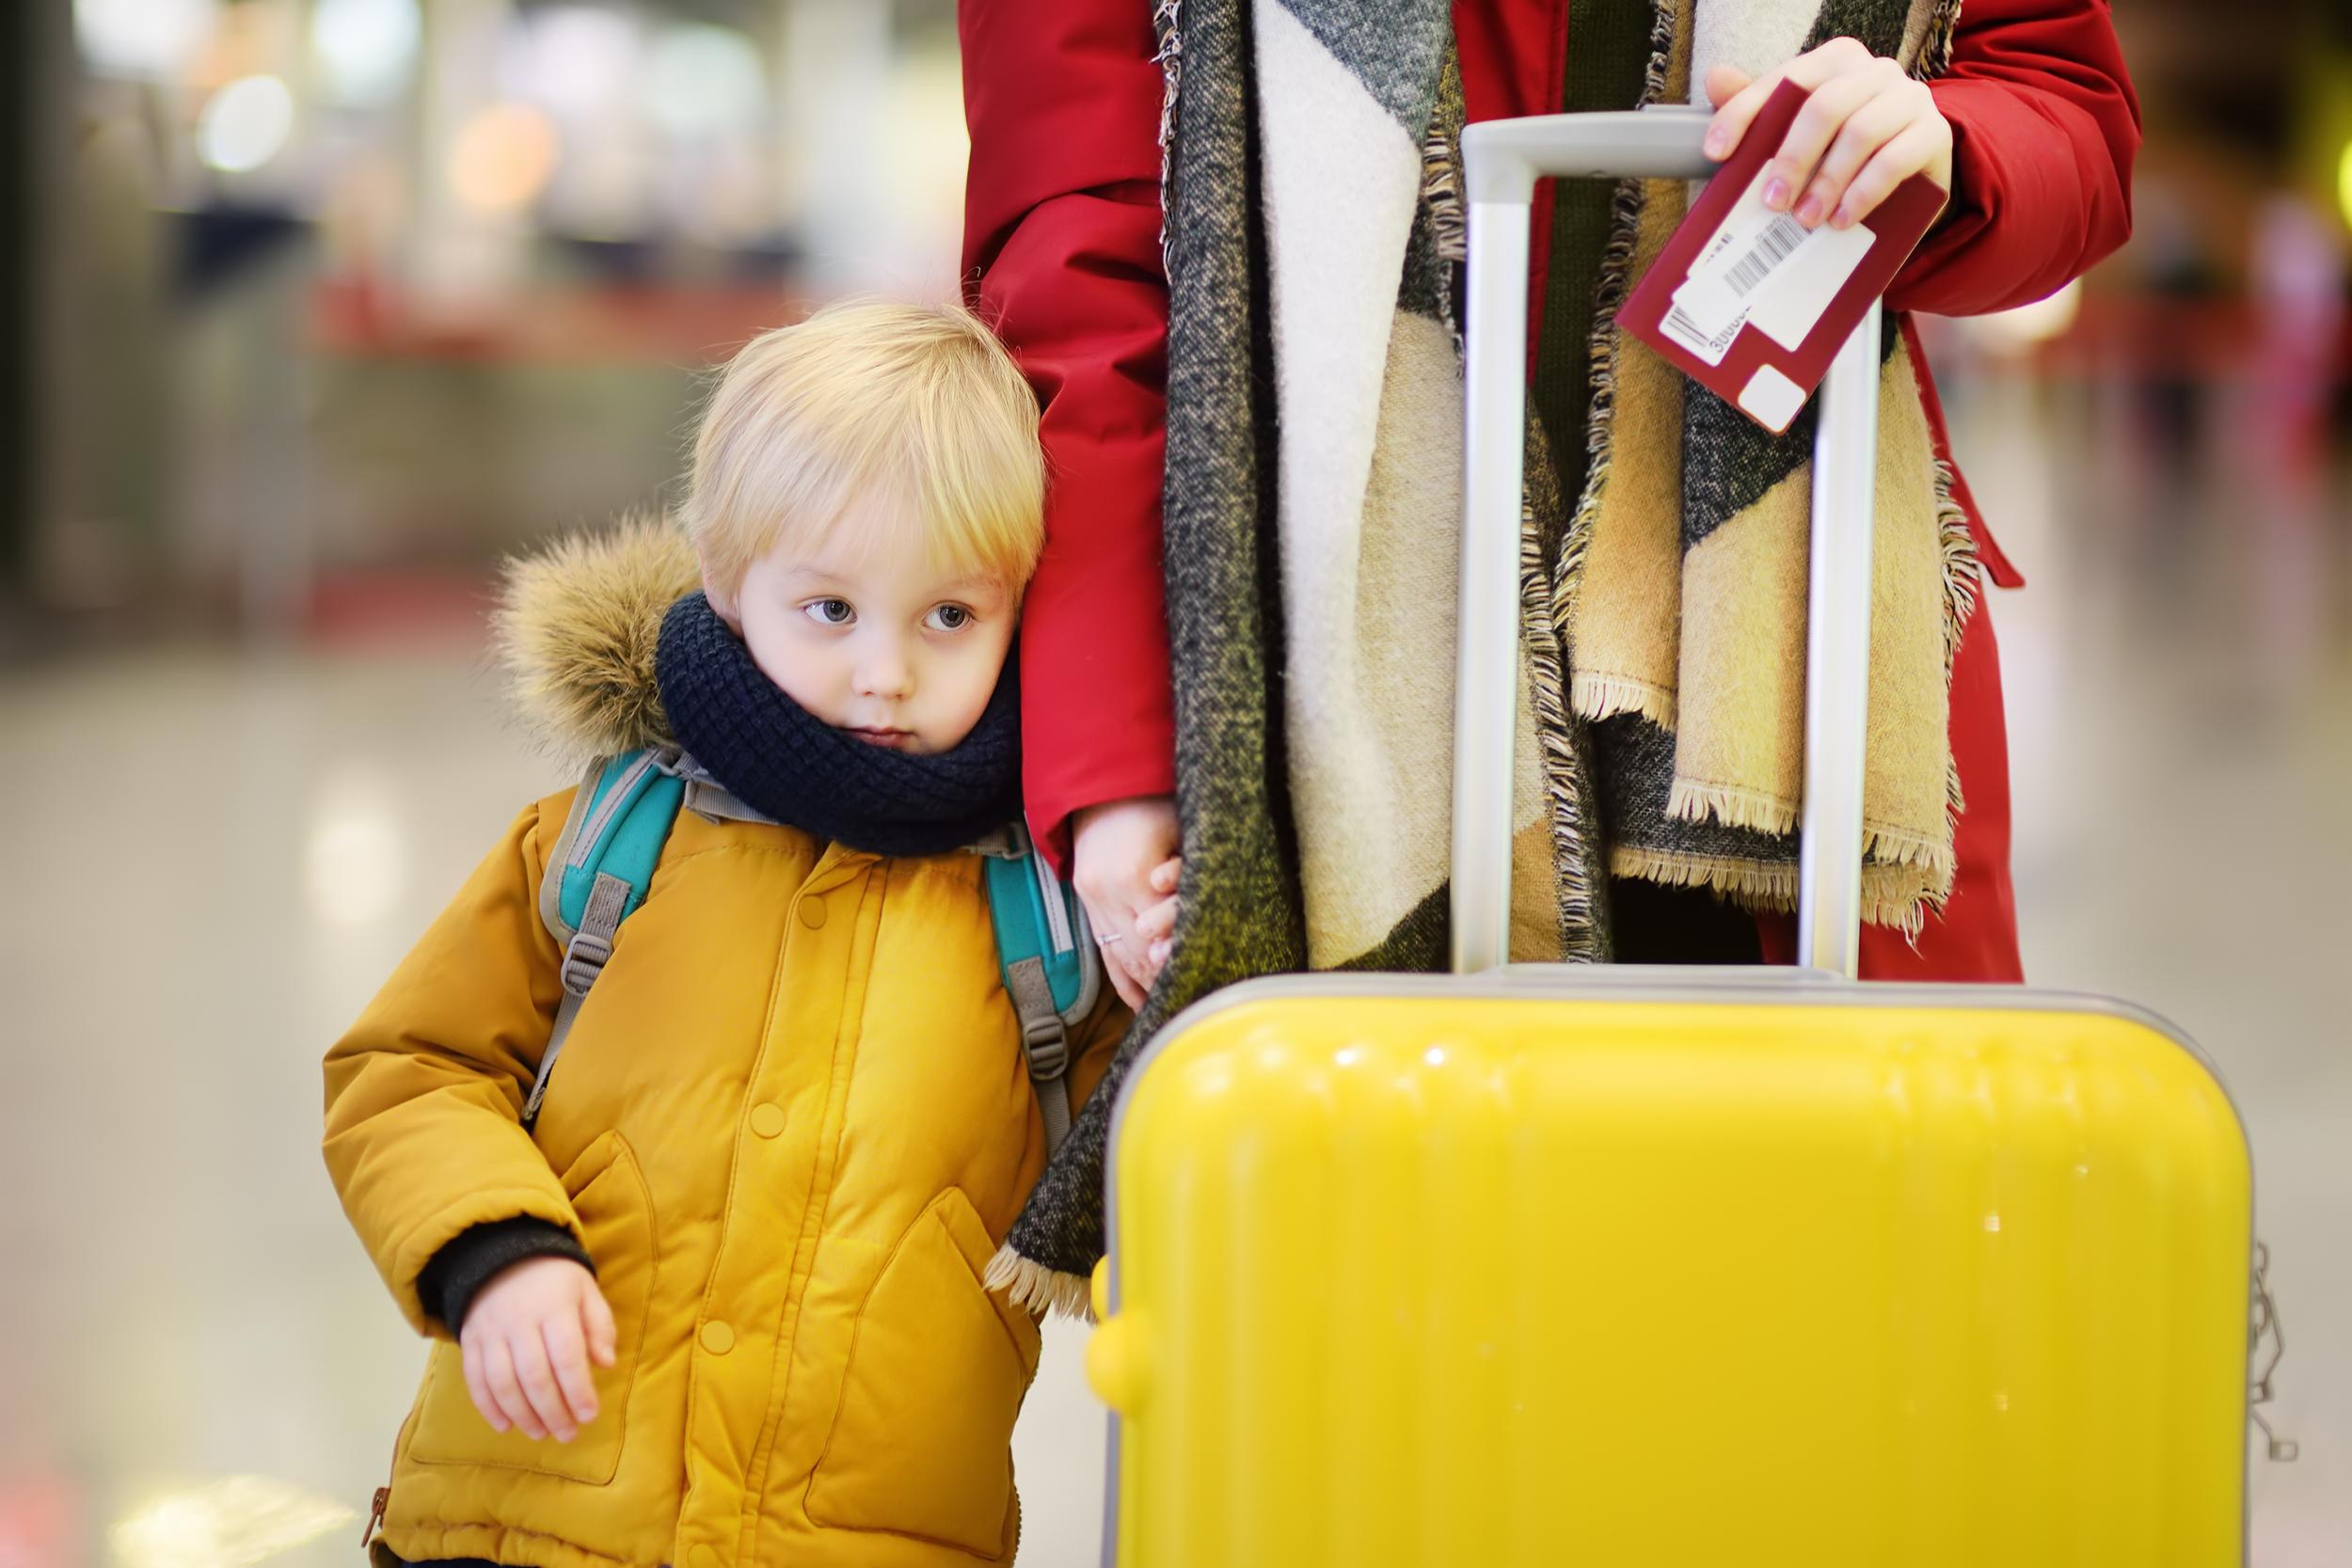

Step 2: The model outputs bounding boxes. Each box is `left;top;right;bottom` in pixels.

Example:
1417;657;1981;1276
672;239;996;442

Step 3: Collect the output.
654;591;1022;857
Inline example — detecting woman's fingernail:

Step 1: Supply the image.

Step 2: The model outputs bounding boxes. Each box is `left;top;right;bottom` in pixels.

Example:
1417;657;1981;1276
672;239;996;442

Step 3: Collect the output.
1796;194;1824;226
1762;177;1789;209
1151;941;1172;966
1704;127;1728;157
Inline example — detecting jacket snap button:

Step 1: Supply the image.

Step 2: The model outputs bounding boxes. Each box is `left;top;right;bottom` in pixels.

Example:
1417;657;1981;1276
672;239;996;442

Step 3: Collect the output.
749;1102;786;1139
798;898;828;929
699;1320;735;1355
687;1547;721;1568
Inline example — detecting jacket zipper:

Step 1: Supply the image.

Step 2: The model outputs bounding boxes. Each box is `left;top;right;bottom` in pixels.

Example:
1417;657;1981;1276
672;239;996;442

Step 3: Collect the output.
364;1403;420;1551
1032;850;1074;956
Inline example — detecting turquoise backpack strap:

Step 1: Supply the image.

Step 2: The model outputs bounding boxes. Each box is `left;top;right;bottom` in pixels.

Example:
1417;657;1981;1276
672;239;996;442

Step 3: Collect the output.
526;772;1094;1148
526;749;687;1125
979;823;1102;1157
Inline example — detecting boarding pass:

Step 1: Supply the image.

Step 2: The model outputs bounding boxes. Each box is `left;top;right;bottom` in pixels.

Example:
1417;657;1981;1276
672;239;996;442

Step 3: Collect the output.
1620;80;1947;432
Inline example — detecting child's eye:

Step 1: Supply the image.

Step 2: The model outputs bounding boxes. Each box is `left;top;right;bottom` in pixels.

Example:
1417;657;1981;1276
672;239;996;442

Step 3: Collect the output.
803;599;854;626
926;604;974;632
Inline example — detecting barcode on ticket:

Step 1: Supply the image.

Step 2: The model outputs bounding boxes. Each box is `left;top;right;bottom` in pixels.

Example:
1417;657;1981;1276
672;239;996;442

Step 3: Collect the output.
1661;302;1738;367
1722;214;1808;297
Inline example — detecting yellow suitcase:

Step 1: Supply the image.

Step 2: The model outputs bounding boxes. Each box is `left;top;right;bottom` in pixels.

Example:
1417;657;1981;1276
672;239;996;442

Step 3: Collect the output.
1089;109;2257;1567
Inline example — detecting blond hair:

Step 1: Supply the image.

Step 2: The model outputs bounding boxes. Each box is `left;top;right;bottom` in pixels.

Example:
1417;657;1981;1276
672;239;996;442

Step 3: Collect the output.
684;298;1045;597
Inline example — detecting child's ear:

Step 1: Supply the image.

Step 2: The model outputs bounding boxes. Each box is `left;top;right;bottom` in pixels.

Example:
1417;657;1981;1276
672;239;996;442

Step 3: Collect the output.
697;549;743;630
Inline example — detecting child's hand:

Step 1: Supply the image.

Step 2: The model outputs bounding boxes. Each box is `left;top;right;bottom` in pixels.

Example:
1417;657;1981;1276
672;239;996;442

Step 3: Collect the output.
459;1256;616;1442
1072;795;1182;1010
1133;856;1182;986
1701;38;1952;232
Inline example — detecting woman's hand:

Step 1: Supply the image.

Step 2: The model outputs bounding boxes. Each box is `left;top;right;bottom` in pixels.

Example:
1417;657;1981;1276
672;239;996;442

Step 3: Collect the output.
459;1256;616;1441
1071;795;1182;1010
1702;38;1952;231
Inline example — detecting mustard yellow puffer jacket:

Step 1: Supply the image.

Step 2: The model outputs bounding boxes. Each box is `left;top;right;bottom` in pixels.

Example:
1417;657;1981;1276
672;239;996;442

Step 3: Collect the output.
323;521;1123;1568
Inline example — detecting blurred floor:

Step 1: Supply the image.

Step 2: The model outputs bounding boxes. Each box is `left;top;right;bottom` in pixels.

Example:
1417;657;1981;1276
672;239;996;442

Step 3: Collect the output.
1;372;2347;1564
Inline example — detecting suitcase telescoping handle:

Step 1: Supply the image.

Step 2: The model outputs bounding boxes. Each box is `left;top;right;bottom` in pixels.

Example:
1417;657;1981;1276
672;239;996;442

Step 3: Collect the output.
1450;106;1883;982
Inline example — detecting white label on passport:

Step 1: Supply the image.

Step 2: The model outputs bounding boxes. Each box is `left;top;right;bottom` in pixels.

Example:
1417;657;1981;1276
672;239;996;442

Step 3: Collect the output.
1742;220;1876;349
1737;364;1806;432
1673;193;1877;348
1659;299;1742;367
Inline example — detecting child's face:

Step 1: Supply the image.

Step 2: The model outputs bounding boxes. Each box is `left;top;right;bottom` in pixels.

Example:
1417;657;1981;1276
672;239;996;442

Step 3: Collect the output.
709;492;1018;754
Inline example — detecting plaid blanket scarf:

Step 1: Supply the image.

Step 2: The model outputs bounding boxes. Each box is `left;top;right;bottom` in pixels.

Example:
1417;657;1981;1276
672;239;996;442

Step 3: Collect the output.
992;0;1974;1311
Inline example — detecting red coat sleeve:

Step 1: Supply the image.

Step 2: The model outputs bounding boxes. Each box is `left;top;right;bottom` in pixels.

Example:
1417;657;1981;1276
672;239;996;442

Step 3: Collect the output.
961;0;1176;873
1886;0;2140;316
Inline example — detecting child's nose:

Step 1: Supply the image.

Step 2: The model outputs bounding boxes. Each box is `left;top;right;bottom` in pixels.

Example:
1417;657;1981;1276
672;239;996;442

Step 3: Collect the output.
854;640;914;698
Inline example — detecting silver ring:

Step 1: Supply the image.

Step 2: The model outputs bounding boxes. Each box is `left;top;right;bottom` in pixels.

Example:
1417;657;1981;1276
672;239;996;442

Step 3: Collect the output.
1095;931;1123;946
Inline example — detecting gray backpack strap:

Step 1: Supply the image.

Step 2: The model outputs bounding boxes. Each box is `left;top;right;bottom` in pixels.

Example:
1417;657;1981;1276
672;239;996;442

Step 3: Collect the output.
524;750;687;1127
539;753;612;946
524;870;630;1125
1003;955;1073;1155
980;821;1097;1161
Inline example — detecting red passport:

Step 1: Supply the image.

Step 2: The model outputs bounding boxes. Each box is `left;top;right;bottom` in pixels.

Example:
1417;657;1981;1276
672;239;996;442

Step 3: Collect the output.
1620;78;1947;432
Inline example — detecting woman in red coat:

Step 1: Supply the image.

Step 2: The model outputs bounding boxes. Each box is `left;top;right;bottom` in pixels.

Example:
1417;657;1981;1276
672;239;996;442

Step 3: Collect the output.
961;0;2137;994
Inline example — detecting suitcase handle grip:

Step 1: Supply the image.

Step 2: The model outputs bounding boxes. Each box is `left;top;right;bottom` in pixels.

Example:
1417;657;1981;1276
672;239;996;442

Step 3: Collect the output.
1450;109;1881;980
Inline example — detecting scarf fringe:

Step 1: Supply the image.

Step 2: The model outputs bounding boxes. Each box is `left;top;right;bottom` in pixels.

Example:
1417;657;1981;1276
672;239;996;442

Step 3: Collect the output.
985;1243;1095;1322
1863;819;1957;877
1930;453;1982;674
1419;106;1467;267
1543;0;1679;964
1608;846;1933;941
1422;57;1470;353
1572;671;1678;729
1929;449;1979;918
1151;0;1184;277
1666;777;1797;835
1612;843;1796;908
1523;479;1608;960
1915;0;1963;80
1551;0;1683;649
1661;782;1958;878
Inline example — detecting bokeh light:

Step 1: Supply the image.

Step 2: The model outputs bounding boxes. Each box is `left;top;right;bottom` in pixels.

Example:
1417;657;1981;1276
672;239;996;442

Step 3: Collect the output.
303;770;409;928
1962;277;2084;354
516;6;642;120
644;24;767;139
74;0;219;80
311;0;422;107
448;103;563;214
197;75;296;175
111;1475;353;1568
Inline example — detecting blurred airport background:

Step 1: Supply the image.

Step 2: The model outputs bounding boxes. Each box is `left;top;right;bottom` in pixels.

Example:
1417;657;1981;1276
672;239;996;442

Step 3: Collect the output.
0;0;2348;1563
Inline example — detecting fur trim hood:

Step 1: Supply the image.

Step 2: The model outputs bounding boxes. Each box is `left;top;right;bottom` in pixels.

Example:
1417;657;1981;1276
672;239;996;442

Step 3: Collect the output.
492;514;702;758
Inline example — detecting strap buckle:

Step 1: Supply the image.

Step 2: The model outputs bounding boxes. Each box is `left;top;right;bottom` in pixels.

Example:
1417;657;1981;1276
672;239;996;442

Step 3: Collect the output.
1023;1015;1070;1083
560;928;612;997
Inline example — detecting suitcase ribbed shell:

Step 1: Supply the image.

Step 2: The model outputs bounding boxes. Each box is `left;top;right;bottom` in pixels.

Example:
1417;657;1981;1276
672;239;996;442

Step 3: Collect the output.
1092;979;2249;1568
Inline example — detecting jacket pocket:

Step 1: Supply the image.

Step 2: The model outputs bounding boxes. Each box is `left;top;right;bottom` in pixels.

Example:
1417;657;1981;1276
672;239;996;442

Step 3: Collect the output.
403;1130;658;1484
804;1188;1043;1557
